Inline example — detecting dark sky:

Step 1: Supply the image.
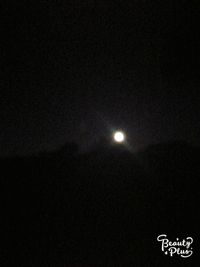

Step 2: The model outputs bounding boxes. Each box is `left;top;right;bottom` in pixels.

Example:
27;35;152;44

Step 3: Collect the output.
1;1;200;155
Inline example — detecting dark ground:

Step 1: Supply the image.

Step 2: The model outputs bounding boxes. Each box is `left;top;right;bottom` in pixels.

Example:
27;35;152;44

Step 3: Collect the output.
0;141;199;266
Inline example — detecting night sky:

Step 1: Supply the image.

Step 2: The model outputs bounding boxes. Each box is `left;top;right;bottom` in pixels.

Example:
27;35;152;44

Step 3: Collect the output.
1;1;200;155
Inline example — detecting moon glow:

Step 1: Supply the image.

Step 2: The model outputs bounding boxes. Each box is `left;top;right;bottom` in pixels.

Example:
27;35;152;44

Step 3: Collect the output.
113;131;125;143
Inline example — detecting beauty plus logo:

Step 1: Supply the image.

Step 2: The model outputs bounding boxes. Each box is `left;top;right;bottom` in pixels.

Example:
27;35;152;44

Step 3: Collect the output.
157;234;193;258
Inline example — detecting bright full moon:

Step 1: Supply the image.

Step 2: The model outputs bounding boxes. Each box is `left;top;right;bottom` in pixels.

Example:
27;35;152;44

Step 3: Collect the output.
113;131;125;143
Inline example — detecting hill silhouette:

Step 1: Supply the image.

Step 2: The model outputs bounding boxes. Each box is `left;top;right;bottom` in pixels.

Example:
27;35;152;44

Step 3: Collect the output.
0;141;199;266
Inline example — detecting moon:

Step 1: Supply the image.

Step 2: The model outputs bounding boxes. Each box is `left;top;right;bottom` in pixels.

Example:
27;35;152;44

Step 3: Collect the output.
113;131;125;143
